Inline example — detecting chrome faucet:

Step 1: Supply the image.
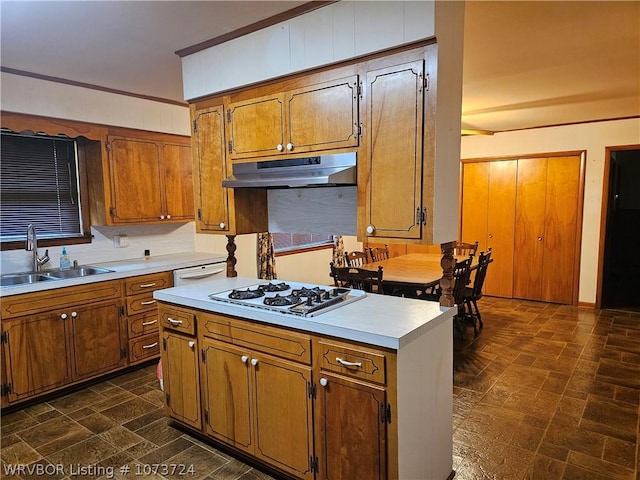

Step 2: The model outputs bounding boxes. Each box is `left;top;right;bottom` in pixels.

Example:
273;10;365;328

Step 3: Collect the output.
25;224;50;272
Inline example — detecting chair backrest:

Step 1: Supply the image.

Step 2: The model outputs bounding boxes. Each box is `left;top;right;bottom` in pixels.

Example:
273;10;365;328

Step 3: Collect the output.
454;241;479;257
330;262;383;293
471;248;493;297
344;250;369;267
452;256;474;305
368;245;390;263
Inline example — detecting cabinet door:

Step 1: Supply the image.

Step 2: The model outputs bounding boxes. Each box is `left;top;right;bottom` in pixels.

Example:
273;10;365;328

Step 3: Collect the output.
252;354;314;480
192;105;230;233
161;331;201;429
108;136;163;222
316;373;387;480
287;75;359;154
163;143;194;221
72;300;126;379
201;338;253;452
361;59;425;240
228;94;285;159
2;313;71;403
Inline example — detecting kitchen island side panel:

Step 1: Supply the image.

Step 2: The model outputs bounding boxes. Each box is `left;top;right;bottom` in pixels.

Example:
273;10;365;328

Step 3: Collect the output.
397;311;454;480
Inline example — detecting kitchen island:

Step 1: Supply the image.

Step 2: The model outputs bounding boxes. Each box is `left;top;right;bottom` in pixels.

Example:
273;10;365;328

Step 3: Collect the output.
154;277;455;480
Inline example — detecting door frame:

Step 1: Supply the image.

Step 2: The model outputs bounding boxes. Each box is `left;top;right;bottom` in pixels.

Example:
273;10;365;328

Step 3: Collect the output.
595;144;640;309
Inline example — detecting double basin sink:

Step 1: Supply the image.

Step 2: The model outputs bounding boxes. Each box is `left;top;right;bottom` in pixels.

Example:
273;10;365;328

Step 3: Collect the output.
0;266;113;287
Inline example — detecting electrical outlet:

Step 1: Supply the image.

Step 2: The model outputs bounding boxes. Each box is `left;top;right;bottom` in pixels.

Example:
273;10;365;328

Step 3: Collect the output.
113;235;129;248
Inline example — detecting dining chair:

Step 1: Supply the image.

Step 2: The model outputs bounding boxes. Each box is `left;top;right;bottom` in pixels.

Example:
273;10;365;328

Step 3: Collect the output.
368;244;390;262
453;241;479;257
330;262;383;293
344;250;369;267
450;255;475;338
463;248;493;335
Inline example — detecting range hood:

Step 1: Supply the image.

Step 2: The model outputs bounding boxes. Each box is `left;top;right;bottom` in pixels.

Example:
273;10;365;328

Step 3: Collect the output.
222;152;357;188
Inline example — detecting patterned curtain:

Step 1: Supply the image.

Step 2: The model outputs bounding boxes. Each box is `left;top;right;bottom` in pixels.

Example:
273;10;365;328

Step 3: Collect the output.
257;232;277;280
332;235;346;267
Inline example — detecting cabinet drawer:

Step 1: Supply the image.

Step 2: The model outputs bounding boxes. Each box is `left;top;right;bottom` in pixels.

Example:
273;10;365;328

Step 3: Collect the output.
128;311;159;338
318;340;386;385
125;272;172;295
158;304;196;335
129;332;160;363
200;313;311;365
127;292;158;316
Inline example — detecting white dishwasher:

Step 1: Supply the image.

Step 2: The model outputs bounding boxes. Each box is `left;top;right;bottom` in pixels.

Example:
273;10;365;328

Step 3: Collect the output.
173;262;226;286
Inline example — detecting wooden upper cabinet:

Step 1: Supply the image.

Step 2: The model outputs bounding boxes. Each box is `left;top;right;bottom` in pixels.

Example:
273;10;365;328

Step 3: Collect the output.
191;103;268;235
227;75;359;160
359;53;427;242
89;130;194;225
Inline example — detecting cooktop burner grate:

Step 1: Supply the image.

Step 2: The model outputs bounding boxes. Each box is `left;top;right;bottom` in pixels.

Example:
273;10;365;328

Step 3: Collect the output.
228;288;265;300
263;294;302;306
258;282;291;292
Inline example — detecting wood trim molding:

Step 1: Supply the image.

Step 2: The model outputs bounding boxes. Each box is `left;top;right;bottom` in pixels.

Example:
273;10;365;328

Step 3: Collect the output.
175;1;337;58
462;150;585;164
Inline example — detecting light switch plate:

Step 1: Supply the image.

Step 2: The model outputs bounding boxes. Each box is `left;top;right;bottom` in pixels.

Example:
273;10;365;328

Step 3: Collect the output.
113;235;129;248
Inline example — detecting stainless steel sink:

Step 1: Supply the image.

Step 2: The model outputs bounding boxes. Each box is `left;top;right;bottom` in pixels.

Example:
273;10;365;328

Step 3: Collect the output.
0;272;60;287
0;266;113;287
52;266;113;279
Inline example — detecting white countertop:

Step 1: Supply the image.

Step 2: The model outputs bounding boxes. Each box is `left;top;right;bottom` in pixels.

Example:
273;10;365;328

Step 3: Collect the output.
0;252;226;297
154;276;455;350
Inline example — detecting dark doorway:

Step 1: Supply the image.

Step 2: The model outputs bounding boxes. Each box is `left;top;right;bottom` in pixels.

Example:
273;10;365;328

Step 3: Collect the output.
601;147;640;310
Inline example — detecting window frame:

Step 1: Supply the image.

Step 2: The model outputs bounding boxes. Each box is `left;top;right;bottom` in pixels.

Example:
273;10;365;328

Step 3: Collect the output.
272;232;334;257
0;134;93;251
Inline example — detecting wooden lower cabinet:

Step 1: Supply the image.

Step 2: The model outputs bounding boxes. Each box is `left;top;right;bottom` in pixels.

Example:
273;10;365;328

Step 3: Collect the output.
0;280;126;406
200;336;314;479
158;302;397;480
161;330;201;430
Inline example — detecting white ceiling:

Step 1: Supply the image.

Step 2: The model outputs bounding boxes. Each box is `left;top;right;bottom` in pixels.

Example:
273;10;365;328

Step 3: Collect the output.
1;1;638;133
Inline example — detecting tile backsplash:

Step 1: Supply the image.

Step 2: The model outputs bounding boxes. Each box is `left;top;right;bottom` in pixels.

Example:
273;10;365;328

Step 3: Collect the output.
0;222;197;274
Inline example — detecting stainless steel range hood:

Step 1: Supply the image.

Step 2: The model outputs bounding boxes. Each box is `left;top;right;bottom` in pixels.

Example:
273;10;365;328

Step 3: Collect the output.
222;152;356;188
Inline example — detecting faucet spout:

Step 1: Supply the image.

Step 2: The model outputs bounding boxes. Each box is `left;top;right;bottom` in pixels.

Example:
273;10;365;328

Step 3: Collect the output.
25;224;50;271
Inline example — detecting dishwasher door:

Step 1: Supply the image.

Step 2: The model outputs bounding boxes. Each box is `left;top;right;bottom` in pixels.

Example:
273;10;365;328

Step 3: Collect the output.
173;263;225;286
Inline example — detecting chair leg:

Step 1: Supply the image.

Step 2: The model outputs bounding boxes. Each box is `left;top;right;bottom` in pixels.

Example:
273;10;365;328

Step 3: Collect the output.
472;298;483;329
463;299;478;337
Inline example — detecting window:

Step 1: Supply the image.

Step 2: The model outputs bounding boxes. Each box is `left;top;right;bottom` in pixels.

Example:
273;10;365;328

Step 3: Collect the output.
273;232;334;255
1;131;88;248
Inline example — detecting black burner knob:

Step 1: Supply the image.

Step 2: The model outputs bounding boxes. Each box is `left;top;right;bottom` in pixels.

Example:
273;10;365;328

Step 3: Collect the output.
306;296;313;306
324;291;330;300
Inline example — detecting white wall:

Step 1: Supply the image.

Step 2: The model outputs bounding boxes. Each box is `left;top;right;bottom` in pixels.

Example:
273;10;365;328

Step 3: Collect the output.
460;118;640;305
0;72;202;274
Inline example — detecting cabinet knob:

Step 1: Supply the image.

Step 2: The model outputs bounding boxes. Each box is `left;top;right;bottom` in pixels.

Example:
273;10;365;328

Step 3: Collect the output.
160;215;165;220
219;222;226;229
71;311;78;318
366;225;375;234
276;144;283;152
320;378;328;387
286;143;293;151
488;233;494;239
251;358;259;366
241;355;249;363
188;341;195;349
166;214;171;219
538;236;543;241
60;313;68;320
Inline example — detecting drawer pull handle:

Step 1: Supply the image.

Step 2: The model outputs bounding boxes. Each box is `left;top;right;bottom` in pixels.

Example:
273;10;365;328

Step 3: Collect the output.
336;357;362;368
140;283;157;288
141;300;156;306
142;319;158;326
167;318;183;325
142;342;158;349
188;341;195;349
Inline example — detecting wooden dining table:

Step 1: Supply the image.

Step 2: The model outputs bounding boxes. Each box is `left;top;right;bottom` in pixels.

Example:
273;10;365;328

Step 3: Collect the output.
363;253;446;288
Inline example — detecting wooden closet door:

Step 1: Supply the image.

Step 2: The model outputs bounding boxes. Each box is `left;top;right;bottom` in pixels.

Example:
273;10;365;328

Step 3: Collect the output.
513;158;548;300
541;156;581;303
485;161;517;297
461;162;490;254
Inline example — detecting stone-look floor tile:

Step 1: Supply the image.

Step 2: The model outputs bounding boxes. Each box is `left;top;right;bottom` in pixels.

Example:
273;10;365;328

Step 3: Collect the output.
46;437;120;468
124;440;159;460
0;441;42;465
542;423;606;459
122;409;165;432
21;402;55;417
134;417;184;447
163;444;228;480
77;412;117;434
602;436;637;470
66;407;96;420
99;426;146;450
523;454;565;480
90;390;137;412
138;437;197;465
99;398;159;424
1;415;40;437
208;458;251;480
19;415;91;450
236;468;275;480
48;389;107;414
566;451;636;480
580;396;638;442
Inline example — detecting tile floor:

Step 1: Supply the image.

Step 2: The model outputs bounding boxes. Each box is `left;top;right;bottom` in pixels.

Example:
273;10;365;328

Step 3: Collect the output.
1;298;639;480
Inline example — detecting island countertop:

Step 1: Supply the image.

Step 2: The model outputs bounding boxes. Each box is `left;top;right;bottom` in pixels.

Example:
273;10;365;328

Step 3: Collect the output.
154;276;455;350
